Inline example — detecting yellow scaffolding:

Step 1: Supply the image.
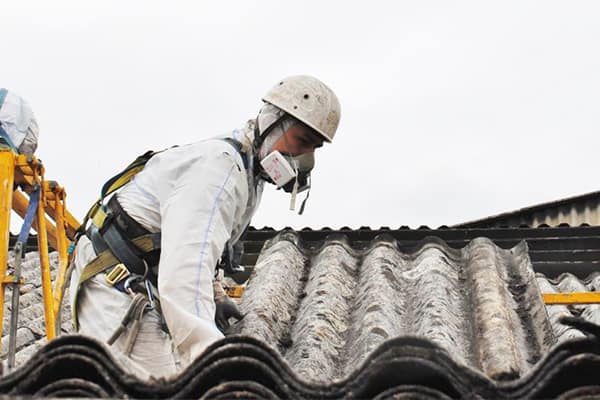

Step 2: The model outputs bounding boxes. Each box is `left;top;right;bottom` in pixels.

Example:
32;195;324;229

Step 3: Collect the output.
0;147;80;367
543;292;600;305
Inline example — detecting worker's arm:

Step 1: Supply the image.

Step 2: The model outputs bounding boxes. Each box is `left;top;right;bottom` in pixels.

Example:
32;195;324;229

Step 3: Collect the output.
156;144;248;365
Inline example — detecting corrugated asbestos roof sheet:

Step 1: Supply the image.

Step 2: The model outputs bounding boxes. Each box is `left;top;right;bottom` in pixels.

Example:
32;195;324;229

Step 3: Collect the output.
2;227;600;398
1;251;73;367
453;190;600;228
0;325;599;399
236;232;597;382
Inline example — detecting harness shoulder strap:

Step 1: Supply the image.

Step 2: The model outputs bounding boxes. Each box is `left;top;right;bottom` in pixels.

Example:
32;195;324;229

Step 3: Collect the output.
100;150;159;199
222;137;249;169
79;149;165;233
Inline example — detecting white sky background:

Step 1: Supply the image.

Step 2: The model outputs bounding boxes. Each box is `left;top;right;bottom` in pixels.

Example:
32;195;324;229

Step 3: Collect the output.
3;1;600;229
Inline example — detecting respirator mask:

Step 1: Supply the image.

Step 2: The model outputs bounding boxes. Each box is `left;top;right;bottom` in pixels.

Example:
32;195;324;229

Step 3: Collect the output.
257;109;315;214
260;150;314;214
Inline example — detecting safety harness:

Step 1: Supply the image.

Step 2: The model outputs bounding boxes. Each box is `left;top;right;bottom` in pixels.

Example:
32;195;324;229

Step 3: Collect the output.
72;138;252;328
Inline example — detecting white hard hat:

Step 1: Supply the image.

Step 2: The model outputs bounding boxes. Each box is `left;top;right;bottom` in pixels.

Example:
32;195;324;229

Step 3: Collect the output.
262;75;341;142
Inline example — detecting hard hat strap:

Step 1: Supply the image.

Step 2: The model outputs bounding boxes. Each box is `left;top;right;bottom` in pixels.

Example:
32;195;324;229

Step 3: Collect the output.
253;113;287;150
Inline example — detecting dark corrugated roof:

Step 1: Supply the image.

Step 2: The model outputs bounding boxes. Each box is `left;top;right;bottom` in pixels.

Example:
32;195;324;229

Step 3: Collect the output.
0;323;599;398
7;233;41;253
235;225;600;282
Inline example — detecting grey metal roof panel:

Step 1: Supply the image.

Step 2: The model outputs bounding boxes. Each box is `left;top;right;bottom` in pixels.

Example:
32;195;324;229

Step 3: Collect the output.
453;190;600;228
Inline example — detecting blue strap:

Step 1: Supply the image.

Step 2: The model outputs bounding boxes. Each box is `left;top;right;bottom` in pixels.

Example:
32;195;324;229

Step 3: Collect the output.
17;185;40;244
68;241;77;255
222;138;249;169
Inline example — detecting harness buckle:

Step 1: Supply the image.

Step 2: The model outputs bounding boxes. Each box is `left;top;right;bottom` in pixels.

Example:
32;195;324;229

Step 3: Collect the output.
123;275;143;295
105;263;130;286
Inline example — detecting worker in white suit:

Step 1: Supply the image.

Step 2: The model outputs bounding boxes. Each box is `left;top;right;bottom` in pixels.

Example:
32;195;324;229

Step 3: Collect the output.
69;75;342;378
0;88;39;154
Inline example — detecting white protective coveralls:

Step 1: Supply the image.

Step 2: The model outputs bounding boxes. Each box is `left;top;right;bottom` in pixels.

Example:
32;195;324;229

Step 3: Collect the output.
70;119;266;379
0;88;39;154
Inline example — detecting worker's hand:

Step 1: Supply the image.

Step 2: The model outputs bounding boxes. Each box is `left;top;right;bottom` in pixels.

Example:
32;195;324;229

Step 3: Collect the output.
215;296;243;333
213;279;243;333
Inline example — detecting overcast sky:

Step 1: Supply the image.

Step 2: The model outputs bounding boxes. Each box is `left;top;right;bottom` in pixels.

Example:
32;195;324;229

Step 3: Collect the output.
3;1;600;230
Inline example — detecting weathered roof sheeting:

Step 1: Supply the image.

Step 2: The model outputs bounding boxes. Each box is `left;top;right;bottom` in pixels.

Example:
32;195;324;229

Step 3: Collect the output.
238;232;558;382
0;326;599;399
454;191;600;228
536;272;600;344
1;251;72;368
